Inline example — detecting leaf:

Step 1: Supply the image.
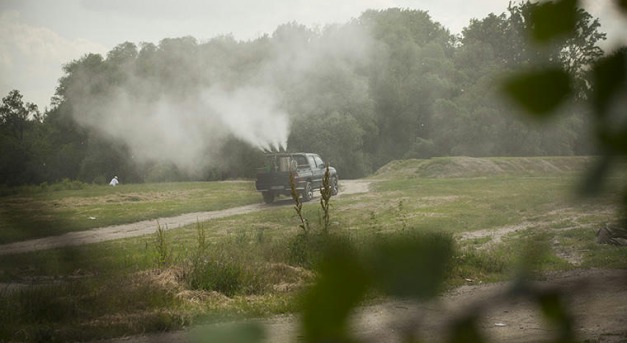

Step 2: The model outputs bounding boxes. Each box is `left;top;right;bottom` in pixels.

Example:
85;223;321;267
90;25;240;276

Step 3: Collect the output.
617;0;627;15
579;154;614;197
609;124;627;154
529;0;578;43
536;290;575;342
503;68;571;116
447;316;486;343
592;49;626;116
368;232;453;300
301;239;370;343
537;291;564;322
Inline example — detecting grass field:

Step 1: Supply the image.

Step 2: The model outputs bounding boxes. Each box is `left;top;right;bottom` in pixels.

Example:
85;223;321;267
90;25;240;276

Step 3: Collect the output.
0;156;625;342
0;181;259;244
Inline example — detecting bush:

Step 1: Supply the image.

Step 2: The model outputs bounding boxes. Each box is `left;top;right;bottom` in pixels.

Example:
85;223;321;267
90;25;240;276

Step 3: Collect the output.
92;175;107;185
50;178;87;191
288;232;338;269
188;257;243;296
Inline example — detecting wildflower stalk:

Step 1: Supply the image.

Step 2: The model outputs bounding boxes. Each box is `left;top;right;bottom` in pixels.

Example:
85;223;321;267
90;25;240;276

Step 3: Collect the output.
290;171;310;234
319;164;332;234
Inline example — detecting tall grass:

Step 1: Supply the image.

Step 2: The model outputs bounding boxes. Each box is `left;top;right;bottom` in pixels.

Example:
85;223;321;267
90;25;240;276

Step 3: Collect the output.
153;222;172;267
0;276;182;342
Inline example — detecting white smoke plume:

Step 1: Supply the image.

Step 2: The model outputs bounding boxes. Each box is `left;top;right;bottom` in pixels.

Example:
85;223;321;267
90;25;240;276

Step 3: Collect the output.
203;86;289;152
66;22;373;174
70;84;289;172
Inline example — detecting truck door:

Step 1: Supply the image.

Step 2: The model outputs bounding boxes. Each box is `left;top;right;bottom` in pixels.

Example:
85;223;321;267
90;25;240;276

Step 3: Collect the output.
312;154;326;188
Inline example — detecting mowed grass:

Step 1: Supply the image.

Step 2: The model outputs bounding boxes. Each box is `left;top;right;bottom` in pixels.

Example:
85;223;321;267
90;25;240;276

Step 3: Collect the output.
0;181;259;244
0;157;625;342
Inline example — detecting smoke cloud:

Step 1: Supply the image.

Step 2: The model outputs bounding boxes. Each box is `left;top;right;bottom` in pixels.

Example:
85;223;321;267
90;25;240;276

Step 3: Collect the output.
70;83;290;172
66;22;373;174
203;85;289;152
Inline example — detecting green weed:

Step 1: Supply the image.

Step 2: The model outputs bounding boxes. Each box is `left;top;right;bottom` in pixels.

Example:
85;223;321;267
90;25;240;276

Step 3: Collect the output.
288;232;331;268
452;248;509;284
319;164;333;233
289;172;310;234
188;257;244;296
153;222;172;267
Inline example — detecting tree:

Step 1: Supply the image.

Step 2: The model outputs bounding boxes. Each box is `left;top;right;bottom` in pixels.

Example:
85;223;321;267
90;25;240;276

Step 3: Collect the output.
288;112;371;178
437;0;606;158
1;2;609;186
0;90;41;185
507;0;605;98
359;8;456;165
0;90;38;142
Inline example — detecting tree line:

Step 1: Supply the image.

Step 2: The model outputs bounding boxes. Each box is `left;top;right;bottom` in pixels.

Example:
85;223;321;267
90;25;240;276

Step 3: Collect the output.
0;2;609;186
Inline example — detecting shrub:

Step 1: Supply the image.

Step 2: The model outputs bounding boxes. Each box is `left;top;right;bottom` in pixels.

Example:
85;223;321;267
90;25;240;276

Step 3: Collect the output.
153;223;172;267
92;175;107;185
288;232;336;269
50;178;87;191
187;257;243;296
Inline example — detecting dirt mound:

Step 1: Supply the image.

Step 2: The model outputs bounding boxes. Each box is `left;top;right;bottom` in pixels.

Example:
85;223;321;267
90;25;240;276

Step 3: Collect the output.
374;156;593;179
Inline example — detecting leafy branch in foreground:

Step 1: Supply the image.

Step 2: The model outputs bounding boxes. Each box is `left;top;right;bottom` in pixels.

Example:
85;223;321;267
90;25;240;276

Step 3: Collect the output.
503;0;627;225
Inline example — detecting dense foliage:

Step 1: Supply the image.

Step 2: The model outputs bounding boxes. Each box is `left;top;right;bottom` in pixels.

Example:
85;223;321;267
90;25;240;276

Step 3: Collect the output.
0;1;610;186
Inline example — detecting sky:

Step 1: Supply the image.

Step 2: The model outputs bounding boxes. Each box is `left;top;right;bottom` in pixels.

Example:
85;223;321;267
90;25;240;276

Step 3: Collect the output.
1;0;626;111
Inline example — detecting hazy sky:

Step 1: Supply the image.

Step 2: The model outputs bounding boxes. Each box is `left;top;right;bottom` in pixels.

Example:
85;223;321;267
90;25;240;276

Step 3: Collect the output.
1;0;626;110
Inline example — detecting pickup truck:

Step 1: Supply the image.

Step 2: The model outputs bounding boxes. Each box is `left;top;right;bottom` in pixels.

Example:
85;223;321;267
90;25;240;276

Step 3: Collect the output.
255;153;339;204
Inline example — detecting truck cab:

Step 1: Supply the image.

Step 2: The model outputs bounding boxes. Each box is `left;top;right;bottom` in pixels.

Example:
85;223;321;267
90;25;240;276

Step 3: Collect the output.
255;153;339;204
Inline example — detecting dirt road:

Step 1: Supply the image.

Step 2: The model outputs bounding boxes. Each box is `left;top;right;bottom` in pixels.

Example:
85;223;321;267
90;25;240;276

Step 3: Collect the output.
0;180;372;255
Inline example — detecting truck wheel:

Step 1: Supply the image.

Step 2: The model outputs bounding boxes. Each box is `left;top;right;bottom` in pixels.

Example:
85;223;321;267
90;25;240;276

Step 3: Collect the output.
262;192;275;204
331;177;339;196
302;182;313;202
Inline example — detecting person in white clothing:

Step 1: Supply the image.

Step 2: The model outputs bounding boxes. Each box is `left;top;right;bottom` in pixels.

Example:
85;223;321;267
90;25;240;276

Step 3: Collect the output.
109;176;119;186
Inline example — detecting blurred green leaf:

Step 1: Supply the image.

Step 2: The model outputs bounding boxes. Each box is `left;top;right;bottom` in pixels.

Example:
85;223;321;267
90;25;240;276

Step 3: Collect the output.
617;0;627;14
529;0;578;43
536;291;575;342
503;68;572;116
537;291;564;322
613;125;627;154
447;316;486;343
301;240;370;343
598;125;627;155
368;232;453;300
592;49;626;116
579;155;613;197
191;321;265;343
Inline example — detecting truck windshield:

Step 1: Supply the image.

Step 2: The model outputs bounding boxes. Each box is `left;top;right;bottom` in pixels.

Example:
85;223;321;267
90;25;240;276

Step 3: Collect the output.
265;155;297;172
